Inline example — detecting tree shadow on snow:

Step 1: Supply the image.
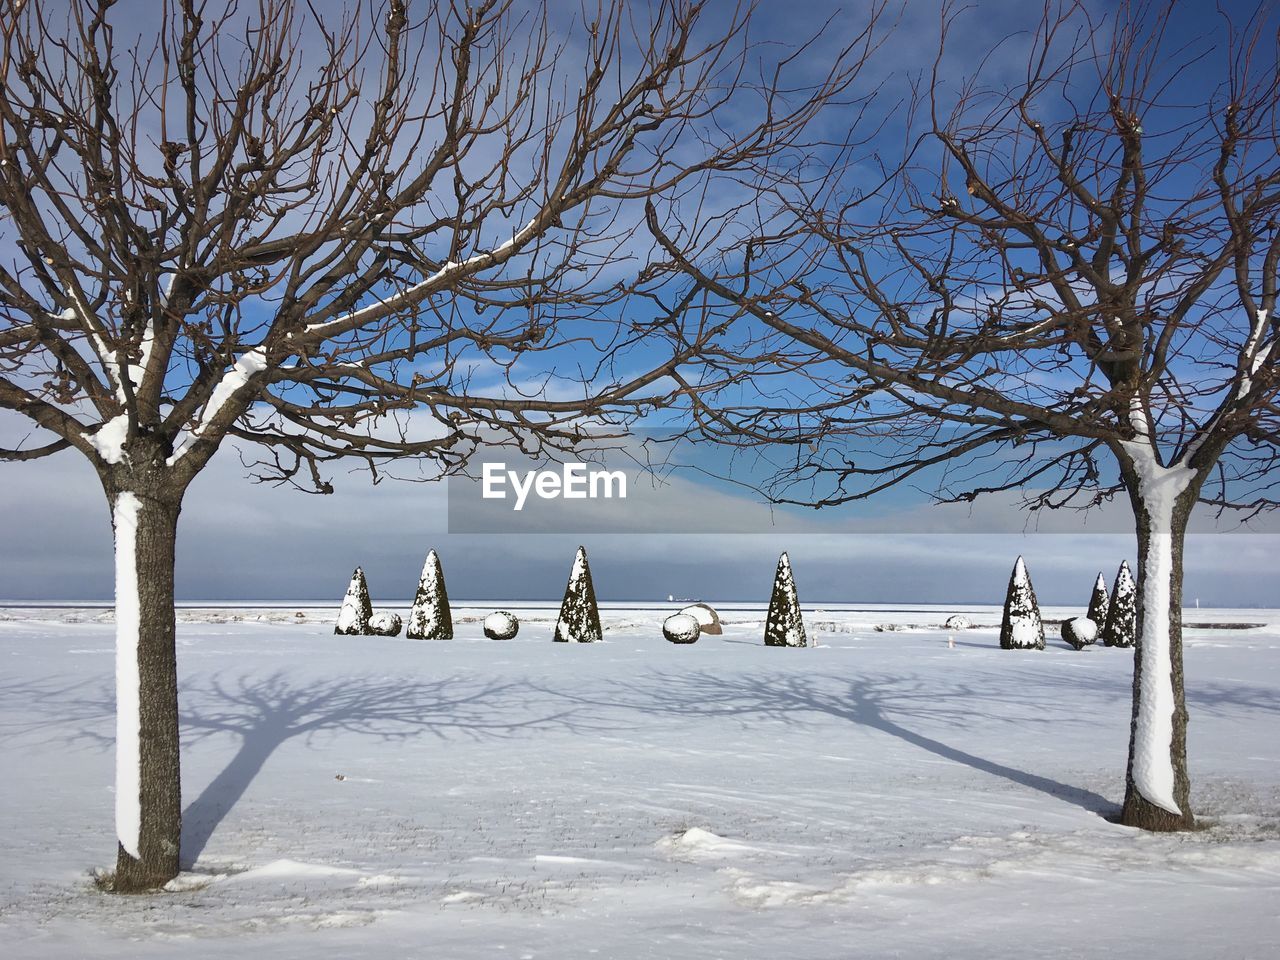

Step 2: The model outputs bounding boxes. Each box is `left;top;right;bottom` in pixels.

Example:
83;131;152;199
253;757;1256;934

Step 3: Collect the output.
550;670;1119;817
178;671;579;868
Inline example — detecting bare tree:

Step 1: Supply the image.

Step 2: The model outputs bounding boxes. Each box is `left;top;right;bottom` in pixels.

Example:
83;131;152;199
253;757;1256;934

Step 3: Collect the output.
647;1;1280;831
0;0;870;889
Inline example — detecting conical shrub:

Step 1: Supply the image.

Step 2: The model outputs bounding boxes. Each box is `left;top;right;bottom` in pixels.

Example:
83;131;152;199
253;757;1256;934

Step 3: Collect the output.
335;566;373;636
554;545;603;643
406;549;453;640
1086;571;1110;626
1102;560;1137;648
764;552;807;647
999;556;1044;650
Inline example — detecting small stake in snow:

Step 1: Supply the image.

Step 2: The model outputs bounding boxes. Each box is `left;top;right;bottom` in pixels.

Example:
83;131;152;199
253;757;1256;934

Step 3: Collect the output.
999;556;1045;650
1102;560;1137;648
554;545;603;643
406;549;453;640
764;552;807;647
1086;571;1110;626
335;567;374;636
948;635;956;649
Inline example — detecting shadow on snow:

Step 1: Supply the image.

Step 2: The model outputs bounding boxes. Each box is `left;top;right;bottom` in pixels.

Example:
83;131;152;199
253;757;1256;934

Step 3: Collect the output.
177;671;581;866
3;662;1280;869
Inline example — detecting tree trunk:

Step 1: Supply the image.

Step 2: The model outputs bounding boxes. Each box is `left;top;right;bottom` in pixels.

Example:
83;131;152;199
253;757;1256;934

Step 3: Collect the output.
108;487;183;891
1119;476;1197;831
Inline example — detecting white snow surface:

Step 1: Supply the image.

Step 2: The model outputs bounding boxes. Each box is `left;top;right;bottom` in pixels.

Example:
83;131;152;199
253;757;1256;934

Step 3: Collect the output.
111;494;143;858
2;601;1279;958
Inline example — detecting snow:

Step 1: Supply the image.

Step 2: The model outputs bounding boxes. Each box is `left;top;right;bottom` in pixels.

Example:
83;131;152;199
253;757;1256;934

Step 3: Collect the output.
1066;617;1098;643
662;612;700;643
1237;308;1270;398
1133;525;1183;815
406;550;451;640
679;603;721;631
483;610;519;639
2;601;1280;958
1010;616;1041;646
765;552;807;647
301;219;539;339
167;348;269;466
111;493;142;858
1117;448;1196;815
126;320;156;393
554;546;602;643
88;413;130;464
335;568;372;635
1000;555;1044;650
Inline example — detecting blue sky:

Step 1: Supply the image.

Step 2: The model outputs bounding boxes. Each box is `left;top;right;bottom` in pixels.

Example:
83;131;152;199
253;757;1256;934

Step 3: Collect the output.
2;0;1278;606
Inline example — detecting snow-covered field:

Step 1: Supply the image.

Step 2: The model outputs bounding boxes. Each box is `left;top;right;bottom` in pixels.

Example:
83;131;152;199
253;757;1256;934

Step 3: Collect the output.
2;602;1278;959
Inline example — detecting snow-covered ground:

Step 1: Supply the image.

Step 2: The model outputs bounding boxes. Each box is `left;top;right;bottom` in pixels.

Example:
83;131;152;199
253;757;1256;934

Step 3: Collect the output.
2;602;1278;959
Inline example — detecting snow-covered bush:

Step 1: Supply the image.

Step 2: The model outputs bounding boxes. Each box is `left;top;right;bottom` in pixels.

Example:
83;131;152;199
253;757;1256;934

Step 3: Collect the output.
406;549;452;640
999;556;1045;650
554;546;603;643
1102;560;1136;648
334;567;373;636
764;552;807;647
944;614;973;630
663;613;701;644
1061;616;1098;650
484;611;520;640
679;602;722;635
369;612;402;637
1086;571;1110;626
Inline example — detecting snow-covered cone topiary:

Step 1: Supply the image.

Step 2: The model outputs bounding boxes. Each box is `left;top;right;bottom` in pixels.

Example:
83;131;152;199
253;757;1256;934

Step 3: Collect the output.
1061;616;1098;650
663;613;701;644
764;552;807;647
679;603;722;635
1102;560;1137;648
369;612;402;637
999;556;1045;650
406;549;453;640
484;611;519;640
335;567;373;636
554;546;603;643
1086;571;1110;626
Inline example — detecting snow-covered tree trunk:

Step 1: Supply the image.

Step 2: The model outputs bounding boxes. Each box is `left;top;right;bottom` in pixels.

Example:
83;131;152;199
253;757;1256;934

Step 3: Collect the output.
1118;457;1200;831
108;485;183;891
